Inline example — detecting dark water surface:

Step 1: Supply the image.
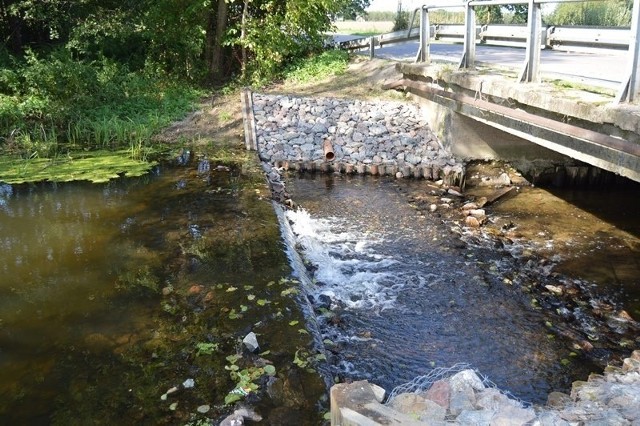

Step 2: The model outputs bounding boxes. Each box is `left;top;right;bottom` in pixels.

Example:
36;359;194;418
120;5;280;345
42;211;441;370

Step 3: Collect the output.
0;160;326;425
490;185;640;314
282;173;640;405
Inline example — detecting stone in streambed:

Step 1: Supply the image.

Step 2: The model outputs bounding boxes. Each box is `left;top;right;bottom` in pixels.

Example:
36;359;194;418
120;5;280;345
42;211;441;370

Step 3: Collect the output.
242;332;259;353
465;216;481;228
389;393;445;421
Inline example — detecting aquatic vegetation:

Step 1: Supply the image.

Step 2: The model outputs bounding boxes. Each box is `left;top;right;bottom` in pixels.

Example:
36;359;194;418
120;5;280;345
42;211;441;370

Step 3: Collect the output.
195;342;219;357
223;353;277;405
0;150;158;184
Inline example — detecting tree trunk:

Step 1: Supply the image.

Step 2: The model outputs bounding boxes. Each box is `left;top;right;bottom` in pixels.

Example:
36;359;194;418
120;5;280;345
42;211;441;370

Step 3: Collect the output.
1;0;23;53
209;0;228;84
204;4;216;74
241;0;248;79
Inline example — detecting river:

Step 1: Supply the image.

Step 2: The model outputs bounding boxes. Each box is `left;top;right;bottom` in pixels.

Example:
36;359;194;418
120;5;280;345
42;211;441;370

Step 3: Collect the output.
281;171;640;405
0;158;638;423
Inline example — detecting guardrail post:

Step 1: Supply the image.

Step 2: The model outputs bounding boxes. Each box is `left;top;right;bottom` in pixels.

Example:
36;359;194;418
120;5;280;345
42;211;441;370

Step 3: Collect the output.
519;0;542;82
616;0;640;103
459;1;476;69
369;36;375;59
418;7;430;63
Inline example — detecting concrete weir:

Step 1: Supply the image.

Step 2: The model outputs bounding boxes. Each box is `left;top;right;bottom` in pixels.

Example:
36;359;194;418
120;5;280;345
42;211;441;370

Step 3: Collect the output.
390;63;640;183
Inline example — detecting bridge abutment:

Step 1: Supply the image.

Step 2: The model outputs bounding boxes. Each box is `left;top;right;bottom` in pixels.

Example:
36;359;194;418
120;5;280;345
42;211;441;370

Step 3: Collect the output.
392;63;640;183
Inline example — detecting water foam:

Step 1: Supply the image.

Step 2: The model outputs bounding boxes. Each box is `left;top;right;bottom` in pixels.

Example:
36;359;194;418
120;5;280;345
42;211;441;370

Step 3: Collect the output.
286;208;402;311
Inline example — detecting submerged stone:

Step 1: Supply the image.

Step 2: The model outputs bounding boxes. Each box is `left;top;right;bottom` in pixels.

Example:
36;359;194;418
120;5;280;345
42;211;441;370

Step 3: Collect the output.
243;332;259;353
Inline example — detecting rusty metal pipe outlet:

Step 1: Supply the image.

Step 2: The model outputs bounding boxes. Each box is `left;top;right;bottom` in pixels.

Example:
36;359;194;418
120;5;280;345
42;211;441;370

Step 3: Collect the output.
323;139;335;162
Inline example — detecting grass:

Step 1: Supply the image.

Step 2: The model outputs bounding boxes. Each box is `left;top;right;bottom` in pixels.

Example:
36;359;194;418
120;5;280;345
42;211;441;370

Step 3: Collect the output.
0;52;203;184
332;20;394;35
283;50;350;83
548;79;616;98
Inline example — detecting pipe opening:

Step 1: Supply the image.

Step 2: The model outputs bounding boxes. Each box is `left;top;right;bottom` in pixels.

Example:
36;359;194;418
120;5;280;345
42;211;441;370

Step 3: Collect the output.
323;139;335;162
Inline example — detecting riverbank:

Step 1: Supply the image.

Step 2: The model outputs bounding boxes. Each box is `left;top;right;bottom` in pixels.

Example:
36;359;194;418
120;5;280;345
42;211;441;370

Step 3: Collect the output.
331;350;640;425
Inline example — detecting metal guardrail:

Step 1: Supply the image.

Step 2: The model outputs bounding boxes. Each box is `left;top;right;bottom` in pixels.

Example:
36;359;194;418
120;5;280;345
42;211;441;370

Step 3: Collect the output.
338;0;640;103
339;25;629;51
546;26;631;51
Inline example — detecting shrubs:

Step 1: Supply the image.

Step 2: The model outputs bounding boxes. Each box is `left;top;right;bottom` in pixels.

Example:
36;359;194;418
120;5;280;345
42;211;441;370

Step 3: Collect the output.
283;49;349;83
0;49;202;157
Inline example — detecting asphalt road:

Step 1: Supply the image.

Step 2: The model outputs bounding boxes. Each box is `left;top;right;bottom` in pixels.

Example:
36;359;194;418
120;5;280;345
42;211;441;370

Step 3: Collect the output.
333;35;627;90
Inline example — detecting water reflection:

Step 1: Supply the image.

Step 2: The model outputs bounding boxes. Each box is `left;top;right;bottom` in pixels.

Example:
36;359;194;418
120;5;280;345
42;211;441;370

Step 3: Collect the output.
0;179;154;421
0;159;329;424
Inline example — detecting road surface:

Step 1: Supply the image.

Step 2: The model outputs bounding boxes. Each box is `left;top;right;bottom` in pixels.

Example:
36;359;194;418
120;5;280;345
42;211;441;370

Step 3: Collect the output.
332;35;627;90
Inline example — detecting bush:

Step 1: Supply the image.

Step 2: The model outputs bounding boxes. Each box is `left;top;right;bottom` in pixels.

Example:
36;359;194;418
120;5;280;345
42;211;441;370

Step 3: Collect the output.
283;50;349;83
393;10;410;31
0;49;202;156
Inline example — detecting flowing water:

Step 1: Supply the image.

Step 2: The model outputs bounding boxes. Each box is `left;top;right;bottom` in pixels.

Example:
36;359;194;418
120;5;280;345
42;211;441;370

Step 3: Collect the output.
1;158;638;423
281;173;640;405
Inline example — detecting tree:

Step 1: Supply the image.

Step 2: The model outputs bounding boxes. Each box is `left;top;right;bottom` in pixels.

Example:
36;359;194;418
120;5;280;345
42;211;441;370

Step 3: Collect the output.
505;5;528;24
546;0;632;26
475;6;503;24
338;0;370;20
223;0;359;83
1;0;369;84
474;4;528;25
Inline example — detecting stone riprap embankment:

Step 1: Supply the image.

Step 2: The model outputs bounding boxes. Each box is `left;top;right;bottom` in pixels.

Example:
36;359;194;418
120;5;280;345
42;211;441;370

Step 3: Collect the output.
252;94;464;184
331;351;640;425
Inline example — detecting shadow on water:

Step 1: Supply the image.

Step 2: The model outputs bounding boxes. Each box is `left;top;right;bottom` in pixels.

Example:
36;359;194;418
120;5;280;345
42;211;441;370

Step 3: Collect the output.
486;182;640;316
0;157;327;425
282;173;639;405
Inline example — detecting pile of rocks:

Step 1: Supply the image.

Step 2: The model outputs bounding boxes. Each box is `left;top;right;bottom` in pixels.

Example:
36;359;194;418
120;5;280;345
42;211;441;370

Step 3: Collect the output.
252;94;464;183
539;350;640;424
386;369;536;425
331;350;640;425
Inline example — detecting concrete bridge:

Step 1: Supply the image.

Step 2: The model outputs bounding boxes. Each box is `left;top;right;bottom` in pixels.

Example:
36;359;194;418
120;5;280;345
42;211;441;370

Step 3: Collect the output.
340;0;640;183
386;63;640;183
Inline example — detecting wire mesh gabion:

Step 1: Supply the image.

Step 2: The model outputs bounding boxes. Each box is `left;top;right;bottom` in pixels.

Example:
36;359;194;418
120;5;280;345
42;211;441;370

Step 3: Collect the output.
385;363;530;408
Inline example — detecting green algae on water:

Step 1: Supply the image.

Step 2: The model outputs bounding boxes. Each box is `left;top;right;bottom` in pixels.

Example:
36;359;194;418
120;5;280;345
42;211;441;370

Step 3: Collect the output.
0;150;157;184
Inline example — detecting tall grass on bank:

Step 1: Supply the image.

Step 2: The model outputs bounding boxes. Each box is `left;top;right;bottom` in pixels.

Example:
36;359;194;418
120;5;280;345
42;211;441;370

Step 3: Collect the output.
0;49;202;161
